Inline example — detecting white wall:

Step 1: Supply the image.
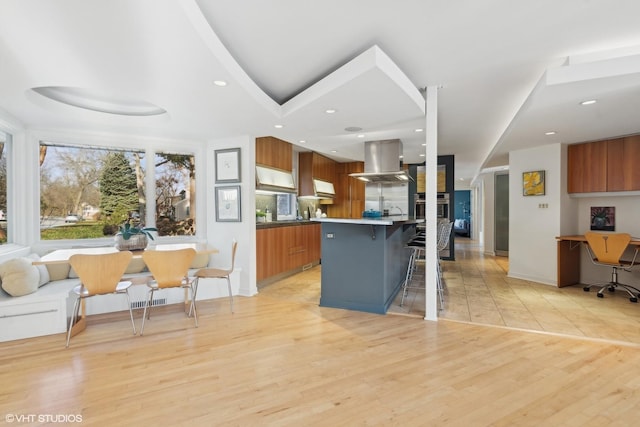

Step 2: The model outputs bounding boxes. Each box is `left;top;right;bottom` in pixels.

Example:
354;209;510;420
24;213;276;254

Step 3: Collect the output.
509;143;563;285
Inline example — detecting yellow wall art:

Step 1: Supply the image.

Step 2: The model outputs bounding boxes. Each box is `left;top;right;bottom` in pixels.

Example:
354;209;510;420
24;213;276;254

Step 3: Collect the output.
522;170;545;196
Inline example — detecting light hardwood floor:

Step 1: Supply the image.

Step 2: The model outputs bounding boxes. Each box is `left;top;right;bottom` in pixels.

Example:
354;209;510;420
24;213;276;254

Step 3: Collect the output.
2;243;640;425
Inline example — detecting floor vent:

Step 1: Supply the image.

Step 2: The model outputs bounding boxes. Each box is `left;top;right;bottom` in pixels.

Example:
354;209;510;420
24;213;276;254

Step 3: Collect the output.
131;298;167;309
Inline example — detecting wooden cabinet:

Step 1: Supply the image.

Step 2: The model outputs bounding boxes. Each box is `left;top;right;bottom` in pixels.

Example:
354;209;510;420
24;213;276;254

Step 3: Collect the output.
256;223;321;283
298;152;337;196
607;136;640;191
567;140;608;193
256;136;293;171
567;136;640;193
327;162;365;219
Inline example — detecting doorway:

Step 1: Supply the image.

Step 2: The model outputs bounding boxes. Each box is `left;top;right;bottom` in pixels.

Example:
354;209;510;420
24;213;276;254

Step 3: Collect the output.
494;172;509;257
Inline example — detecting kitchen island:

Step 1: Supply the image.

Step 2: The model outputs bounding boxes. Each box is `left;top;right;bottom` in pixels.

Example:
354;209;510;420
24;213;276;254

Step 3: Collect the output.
313;216;421;314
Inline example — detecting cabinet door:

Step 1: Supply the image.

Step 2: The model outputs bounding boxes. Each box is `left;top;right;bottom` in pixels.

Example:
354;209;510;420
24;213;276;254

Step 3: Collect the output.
256;136;292;171
567;141;607;193
607;136;640;191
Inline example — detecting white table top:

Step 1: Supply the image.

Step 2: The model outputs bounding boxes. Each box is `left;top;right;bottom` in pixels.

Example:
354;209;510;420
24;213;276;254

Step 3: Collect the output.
34;242;218;265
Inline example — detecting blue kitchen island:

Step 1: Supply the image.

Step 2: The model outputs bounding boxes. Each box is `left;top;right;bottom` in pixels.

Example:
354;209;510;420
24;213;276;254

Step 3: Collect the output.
313;216;421;314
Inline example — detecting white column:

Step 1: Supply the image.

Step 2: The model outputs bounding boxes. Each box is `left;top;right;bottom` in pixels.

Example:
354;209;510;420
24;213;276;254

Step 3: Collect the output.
424;86;439;321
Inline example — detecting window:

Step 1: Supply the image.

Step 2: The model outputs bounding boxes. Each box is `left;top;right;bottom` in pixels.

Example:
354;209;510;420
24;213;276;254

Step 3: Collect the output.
38;143;196;241
154;151;196;236
0;132;8;244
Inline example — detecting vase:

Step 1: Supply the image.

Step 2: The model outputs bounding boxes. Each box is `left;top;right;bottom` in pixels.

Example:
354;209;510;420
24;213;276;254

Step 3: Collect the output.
114;233;148;251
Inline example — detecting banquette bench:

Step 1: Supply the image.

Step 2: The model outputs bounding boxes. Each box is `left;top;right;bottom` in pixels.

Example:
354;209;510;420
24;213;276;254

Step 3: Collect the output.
0;247;224;342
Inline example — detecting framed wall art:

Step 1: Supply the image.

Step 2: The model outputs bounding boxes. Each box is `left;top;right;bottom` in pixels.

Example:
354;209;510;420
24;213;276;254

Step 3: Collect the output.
215;148;241;183
522;170;545;196
215;185;241;222
590;206;615;231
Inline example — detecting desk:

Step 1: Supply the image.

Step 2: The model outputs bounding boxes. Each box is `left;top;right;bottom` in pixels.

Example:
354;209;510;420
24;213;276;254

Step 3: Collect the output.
555;235;640;287
34;243;218;338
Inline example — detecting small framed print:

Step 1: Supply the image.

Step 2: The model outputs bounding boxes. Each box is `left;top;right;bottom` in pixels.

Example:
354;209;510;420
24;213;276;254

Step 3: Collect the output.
522;170;545;196
215;185;241;222
215;148;241;183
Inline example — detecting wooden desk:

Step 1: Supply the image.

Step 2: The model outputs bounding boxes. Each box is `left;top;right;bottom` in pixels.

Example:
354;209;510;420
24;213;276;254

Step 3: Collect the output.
34;243;218;338
555;235;640;287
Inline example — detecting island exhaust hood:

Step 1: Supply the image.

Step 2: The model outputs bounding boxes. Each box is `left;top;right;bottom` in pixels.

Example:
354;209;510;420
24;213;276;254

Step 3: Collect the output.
256;165;297;194
349;139;413;183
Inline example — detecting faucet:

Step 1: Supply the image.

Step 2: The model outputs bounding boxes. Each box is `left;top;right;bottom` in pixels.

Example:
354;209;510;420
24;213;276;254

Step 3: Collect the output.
391;206;404;216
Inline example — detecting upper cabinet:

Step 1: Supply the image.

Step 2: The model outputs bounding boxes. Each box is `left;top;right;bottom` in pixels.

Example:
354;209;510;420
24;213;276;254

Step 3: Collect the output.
567;140;608;193
568;136;640;193
256;136;293;171
327;162;365;219
607;135;640;192
298;152;337;196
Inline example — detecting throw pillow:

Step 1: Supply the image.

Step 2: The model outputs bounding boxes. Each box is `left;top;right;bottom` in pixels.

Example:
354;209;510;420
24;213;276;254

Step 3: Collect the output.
27;253;51;287
0;257;40;297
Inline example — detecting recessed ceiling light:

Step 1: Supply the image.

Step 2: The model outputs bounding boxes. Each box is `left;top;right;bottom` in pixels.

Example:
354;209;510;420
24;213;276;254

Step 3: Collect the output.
580;99;597;105
545;131;557;136
213;80;227;87
325;109;336;114
32;86;166;116
331;150;337;153
419;154;425;157
421;143;426;146
274;124;284;129
415;128;424;132
357;134;365;138
299;140;306;144
345;126;362;132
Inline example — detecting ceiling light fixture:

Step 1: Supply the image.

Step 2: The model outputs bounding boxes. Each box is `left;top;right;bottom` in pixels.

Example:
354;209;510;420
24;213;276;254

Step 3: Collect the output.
580;99;597;105
32;86;166;116
545;131;557;135
325;109;336;114
357;134;365;138
299;140;306;144
274;124;284;129
415;128;424;132
213;80;227;87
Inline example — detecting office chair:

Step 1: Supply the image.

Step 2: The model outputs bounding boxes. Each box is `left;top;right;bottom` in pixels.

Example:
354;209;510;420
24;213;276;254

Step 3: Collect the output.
582;231;640;303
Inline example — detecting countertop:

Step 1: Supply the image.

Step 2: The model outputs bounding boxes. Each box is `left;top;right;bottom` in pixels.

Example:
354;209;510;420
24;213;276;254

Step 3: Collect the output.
311;216;423;226
256;219;319;229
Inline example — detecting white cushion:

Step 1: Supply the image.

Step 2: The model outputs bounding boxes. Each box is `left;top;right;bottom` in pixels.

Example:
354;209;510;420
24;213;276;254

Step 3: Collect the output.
27;253;51;287
0;257;40;297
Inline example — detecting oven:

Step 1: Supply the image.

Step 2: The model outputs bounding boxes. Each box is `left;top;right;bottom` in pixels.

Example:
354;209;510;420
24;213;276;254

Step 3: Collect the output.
415;193;450;219
437;193;449;219
414;194;425;220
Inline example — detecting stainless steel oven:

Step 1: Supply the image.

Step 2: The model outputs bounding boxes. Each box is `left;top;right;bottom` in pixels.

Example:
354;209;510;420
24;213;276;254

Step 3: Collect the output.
437;193;449;219
414;194;425;220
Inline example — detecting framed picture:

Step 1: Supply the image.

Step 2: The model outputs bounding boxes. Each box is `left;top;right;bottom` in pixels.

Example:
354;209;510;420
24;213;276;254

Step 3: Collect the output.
590;206;615;231
215;148;241;183
215;185;241;222
522;170;545;196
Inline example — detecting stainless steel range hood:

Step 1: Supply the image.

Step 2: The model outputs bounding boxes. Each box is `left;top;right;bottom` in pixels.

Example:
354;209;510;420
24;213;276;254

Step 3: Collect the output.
349;139;413;183
255;165;297;194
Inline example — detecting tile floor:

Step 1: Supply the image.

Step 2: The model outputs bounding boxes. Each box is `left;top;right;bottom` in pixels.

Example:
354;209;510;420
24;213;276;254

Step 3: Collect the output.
259;238;640;346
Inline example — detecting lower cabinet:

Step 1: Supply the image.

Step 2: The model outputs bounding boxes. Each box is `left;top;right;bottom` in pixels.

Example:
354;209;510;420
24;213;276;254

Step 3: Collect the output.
256;223;321;283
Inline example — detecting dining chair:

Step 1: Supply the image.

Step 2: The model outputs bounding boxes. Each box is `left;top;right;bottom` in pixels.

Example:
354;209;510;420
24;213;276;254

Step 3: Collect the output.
140;248;197;335
66;250;135;347
583;231;640;302
191;240;237;314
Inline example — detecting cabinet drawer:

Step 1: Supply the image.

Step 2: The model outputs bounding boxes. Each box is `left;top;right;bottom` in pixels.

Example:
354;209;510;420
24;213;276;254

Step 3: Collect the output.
0;300;66;341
